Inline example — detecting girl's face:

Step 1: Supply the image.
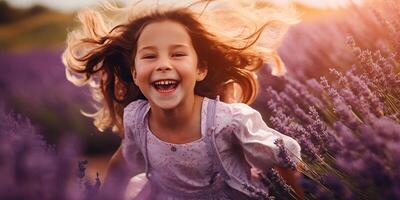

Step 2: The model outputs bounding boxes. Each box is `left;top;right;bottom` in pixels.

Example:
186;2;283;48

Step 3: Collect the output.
133;20;207;110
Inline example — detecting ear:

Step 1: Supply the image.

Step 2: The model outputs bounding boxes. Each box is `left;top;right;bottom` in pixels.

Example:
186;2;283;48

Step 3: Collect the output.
131;68;138;84
196;67;208;81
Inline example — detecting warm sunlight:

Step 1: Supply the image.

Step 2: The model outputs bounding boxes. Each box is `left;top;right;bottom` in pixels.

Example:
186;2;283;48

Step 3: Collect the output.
4;0;365;11
274;0;364;8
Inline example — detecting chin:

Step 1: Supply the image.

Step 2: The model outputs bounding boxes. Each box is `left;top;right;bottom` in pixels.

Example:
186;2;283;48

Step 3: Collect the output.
154;101;178;110
151;96;183;111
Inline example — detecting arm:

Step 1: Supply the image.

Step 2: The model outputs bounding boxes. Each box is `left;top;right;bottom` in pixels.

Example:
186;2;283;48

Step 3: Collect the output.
102;145;133;193
230;103;303;195
102;102;146;196
102;140;146;198
222;82;303;196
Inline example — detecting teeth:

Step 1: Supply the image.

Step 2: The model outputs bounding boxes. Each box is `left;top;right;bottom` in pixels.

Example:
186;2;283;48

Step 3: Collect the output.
154;80;177;86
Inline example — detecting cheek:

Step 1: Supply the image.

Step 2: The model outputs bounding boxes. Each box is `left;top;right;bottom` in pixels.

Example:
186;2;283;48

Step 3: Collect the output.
132;68;148;86
134;60;148;75
133;57;145;71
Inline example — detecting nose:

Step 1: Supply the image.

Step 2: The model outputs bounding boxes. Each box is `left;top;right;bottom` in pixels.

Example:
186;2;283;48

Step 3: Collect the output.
155;57;172;72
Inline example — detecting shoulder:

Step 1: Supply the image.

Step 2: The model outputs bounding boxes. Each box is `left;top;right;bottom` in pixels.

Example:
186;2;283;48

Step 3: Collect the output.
123;99;149;125
213;99;261;129
215;100;260;118
124;99;148;115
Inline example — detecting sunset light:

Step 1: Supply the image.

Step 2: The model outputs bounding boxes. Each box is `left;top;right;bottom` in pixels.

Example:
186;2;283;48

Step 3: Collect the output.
3;0;365;11
274;0;364;8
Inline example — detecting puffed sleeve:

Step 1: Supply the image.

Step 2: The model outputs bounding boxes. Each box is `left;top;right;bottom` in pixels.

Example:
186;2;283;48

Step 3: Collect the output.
230;103;301;170
121;101;146;176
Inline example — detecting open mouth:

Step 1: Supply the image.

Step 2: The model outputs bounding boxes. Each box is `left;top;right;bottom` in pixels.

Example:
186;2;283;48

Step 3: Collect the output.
152;79;180;93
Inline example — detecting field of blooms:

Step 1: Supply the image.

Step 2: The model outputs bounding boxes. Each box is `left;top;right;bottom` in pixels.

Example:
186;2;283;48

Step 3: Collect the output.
0;0;399;199
0;104;97;199
0;50;120;154
278;0;399;81
252;0;400;199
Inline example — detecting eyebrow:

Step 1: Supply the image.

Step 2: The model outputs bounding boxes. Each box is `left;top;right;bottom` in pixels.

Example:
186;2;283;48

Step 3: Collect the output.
137;44;189;53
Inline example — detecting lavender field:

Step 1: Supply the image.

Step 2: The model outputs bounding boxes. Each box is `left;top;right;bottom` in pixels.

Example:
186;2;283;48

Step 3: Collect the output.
0;50;120;154
0;0;400;199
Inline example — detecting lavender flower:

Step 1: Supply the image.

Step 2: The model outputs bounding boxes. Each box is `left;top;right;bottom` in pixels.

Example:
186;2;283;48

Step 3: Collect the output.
320;76;362;130
287;77;326;110
267;168;293;193
0;105;108;200
320;173;352;200
338;88;376;123
257;1;400;199
274;139;297;170
77;160;89;179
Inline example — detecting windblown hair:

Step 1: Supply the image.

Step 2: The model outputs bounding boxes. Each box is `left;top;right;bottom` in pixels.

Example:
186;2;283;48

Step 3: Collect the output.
62;0;299;134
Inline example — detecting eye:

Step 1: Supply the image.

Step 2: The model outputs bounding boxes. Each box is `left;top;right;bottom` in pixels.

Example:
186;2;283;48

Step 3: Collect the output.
172;52;186;57
142;54;156;59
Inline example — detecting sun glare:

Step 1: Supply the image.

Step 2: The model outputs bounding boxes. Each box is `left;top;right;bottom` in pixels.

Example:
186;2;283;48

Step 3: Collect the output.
303;0;364;8
272;0;364;8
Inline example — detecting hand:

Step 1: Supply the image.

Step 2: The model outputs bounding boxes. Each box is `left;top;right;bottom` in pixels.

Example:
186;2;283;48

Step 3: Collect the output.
250;167;262;182
250;167;261;181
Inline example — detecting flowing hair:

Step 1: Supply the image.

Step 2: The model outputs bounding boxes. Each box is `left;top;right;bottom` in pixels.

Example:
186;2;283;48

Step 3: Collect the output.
62;0;299;134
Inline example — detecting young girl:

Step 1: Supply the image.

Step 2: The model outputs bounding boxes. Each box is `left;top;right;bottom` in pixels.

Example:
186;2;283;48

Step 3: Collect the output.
62;1;302;199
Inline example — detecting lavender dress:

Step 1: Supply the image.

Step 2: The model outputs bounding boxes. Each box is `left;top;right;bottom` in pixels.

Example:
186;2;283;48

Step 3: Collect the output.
135;98;242;199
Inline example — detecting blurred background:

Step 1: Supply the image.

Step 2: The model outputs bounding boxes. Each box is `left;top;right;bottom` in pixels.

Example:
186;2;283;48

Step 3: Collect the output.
0;0;392;180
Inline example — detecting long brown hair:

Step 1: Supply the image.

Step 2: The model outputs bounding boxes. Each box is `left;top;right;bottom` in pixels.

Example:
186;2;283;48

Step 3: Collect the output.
62;1;298;134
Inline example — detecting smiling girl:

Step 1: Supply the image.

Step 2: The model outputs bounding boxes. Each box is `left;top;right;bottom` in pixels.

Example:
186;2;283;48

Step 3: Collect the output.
62;1;302;199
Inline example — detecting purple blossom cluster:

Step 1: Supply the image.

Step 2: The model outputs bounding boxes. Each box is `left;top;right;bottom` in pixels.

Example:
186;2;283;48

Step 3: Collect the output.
0;104;109;200
254;2;400;199
261;48;400;199
0;50;120;154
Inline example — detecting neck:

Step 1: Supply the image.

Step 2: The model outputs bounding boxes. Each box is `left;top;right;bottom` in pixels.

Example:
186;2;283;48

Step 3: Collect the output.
149;95;202;132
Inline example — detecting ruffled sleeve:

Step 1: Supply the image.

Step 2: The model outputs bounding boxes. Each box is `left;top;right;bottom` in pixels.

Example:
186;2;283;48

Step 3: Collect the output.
121;100;146;176
230;103;301;170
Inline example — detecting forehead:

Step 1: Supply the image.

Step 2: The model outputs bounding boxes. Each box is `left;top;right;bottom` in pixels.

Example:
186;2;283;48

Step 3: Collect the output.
137;20;192;48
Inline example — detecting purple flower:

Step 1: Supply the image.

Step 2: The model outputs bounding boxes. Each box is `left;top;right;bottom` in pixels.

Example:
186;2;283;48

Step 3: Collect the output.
274;139;297;170
321;173;352;200
338;88;376;123
346;71;384;116
265;86;292;115
320;77;362;130
294;105;313;124
77;160;88;179
265;168;293;194
0;105;107;200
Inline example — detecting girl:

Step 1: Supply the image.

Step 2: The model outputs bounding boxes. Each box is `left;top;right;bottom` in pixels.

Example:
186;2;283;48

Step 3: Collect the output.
62;1;302;199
